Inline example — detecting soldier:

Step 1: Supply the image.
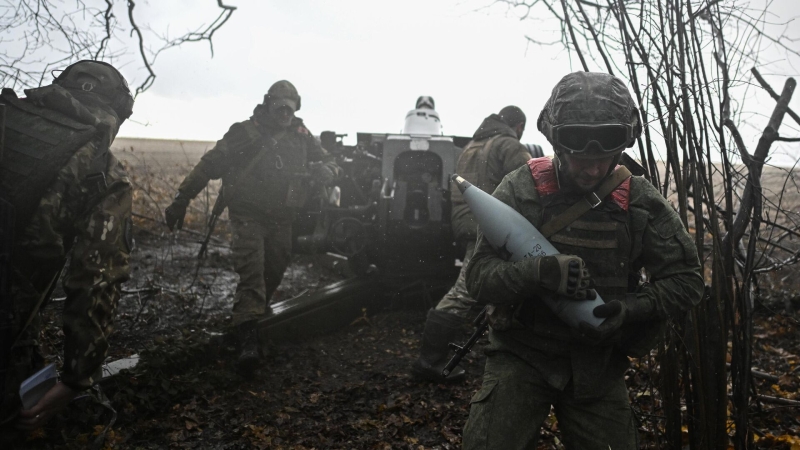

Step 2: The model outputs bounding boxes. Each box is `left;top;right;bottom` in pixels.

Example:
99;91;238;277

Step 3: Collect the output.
461;72;704;449
0;60;134;436
164;81;340;373
412;105;535;382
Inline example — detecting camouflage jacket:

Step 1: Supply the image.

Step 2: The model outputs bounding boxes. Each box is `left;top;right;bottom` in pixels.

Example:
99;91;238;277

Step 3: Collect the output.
7;86;132;397
450;114;530;242
464;163;704;400
176;116;340;222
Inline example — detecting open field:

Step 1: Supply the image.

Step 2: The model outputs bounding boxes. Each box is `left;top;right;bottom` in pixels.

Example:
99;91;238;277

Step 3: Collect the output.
112;137;215;173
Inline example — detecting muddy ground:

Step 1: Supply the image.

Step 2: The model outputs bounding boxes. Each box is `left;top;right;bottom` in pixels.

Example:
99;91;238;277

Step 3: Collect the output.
18;225;800;449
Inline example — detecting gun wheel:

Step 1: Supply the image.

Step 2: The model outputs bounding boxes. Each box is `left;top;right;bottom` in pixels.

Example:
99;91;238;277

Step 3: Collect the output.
328;217;367;257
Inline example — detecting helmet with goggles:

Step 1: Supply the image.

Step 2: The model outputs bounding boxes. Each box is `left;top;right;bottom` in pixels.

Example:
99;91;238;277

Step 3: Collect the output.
264;80;301;112
537;72;641;159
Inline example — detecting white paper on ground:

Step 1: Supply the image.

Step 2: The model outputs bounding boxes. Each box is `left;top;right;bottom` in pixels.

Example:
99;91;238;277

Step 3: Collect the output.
101;354;140;378
19;363;58;410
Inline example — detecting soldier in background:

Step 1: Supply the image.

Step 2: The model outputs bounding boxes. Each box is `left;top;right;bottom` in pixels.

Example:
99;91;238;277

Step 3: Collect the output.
164;81;340;374
0;60;134;437
411;106;533;382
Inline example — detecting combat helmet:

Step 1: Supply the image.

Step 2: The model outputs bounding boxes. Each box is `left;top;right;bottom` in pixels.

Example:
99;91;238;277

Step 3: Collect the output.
264;80;301;111
53;60;134;120
537;72;641;159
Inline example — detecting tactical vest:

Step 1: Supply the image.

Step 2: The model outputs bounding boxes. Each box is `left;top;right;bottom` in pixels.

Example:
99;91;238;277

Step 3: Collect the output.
519;158;636;344
0;89;98;236
450;135;502;241
221;121;311;219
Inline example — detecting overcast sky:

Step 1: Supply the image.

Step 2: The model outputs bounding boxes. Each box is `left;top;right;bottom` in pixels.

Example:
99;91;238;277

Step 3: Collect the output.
109;0;799;162
118;0;599;144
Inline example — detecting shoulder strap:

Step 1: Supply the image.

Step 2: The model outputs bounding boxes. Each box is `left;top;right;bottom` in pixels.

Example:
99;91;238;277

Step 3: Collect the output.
241;128;284;177
223;124;284;199
539;165;632;238
227;120;281;175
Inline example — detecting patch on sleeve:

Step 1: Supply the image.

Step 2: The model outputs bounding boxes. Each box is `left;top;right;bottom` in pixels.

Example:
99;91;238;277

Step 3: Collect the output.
527;157;559;197
653;213;683;239
609;172;631;211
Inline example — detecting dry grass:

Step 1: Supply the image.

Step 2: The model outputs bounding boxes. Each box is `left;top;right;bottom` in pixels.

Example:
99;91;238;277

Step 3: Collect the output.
113;139;230;239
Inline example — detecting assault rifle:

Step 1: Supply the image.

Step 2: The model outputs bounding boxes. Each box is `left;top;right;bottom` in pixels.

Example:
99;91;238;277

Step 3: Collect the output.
442;305;489;377
197;187;226;260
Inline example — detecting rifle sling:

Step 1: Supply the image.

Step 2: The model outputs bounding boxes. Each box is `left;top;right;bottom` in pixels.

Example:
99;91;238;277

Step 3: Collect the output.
223;128;285;202
10;269;61;350
539;166;632;239
197;128;285;259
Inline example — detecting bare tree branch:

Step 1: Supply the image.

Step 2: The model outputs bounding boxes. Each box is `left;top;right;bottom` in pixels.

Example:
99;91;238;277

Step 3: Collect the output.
0;0;237;94
560;0;590;71
751;66;800;128
499;1;800;448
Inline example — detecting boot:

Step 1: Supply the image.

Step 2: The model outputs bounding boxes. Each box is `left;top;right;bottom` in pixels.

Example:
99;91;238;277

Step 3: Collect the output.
235;320;260;376
411;309;466;383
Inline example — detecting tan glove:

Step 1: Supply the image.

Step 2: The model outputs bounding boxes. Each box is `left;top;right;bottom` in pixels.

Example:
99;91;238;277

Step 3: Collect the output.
524;254;595;300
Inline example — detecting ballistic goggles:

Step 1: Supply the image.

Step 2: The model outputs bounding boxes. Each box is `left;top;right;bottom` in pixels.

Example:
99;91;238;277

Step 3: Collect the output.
553;123;634;155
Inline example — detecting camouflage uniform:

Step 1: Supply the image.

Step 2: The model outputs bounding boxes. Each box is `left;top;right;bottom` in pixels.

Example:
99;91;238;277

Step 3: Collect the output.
461;72;704;449
1;83;132;425
462;162;704;449
438;113;532;318
411;111;531;383
174;115;339;326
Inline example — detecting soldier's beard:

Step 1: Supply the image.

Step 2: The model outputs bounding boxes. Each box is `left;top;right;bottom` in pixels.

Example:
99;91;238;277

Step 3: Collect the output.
555;153;620;193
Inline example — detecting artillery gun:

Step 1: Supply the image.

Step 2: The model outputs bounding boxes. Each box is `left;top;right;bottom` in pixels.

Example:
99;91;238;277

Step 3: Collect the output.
257;98;542;342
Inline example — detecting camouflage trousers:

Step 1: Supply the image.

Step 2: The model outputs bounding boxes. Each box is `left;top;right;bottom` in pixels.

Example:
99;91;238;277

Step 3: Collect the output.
463;351;637;450
230;213;293;326
433;241;476;320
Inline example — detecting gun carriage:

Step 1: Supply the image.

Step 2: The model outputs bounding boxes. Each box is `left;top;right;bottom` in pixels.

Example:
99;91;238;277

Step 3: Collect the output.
261;129;471;341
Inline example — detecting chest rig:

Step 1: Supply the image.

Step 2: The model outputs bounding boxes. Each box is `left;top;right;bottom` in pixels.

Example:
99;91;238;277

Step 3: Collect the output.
223;121;311;216
521;157;634;341
0;89;98;236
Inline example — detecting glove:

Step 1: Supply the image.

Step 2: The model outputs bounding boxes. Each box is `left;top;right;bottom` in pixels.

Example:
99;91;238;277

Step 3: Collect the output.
165;193;189;231
525;254;595;300
578;295;655;342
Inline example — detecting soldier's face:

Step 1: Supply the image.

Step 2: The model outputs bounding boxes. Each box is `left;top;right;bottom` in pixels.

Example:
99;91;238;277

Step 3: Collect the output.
269;104;295;128
560;153;616;192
